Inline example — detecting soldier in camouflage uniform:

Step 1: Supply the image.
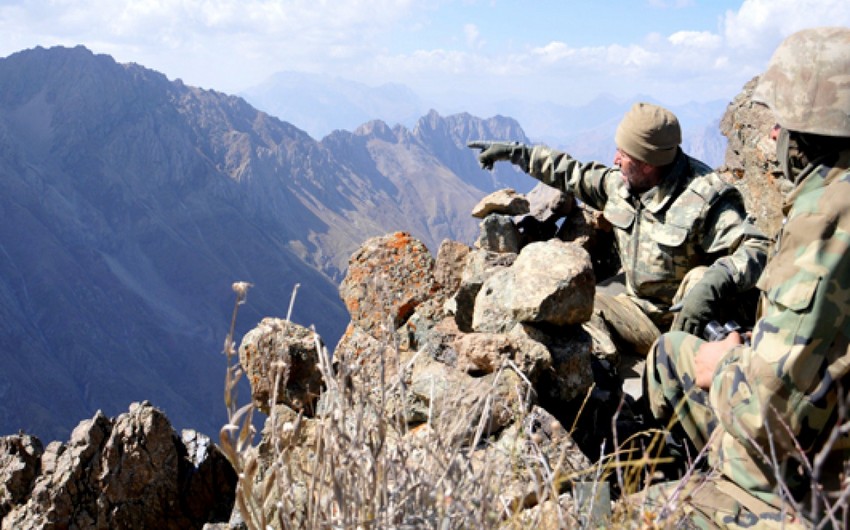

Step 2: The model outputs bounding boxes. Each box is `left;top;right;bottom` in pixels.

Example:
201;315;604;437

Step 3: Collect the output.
469;103;769;356
645;27;850;527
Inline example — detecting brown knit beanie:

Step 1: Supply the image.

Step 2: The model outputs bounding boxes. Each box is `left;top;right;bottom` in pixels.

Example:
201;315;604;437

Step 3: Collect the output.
614;102;681;166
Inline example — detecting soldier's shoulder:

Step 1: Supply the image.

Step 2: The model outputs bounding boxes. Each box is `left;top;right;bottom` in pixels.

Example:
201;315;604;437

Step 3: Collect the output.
685;165;737;205
686;155;715;175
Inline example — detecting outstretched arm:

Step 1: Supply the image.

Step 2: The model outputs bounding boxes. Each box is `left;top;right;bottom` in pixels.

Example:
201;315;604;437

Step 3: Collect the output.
467;141;531;172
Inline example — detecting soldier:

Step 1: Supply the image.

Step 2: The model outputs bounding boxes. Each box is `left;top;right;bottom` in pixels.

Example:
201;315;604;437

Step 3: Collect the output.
469;103;769;357
645;27;850;527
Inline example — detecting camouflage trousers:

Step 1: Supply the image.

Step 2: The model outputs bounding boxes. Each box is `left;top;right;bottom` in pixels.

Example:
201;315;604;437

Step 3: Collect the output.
641;333;814;528
591;267;708;359
631;473;811;529
591;292;660;357
642;332;850;527
645;330;717;450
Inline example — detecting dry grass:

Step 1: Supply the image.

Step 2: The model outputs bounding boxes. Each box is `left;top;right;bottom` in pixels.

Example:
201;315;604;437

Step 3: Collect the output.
217;283;850;529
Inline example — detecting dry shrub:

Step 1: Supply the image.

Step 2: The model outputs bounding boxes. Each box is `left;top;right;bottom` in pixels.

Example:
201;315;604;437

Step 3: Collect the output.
217;283;850;529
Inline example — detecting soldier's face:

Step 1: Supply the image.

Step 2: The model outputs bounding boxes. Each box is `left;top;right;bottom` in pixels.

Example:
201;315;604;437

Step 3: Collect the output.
615;148;656;194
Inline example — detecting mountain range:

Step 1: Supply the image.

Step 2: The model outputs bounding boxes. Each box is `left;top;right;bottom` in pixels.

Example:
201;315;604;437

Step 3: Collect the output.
240;71;730;168
0;45;533;442
0;44;736;442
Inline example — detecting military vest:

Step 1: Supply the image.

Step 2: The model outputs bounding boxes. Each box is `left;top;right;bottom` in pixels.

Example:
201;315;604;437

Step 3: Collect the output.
602;157;733;323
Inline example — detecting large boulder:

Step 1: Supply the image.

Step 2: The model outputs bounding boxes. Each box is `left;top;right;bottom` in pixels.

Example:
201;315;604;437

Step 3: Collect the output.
338;231;437;342
718;76;787;238
407;357;530;444
472;240;595;333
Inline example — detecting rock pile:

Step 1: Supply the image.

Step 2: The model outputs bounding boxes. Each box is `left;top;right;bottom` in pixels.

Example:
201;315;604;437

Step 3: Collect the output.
0;402;236;529
225;79;786;527
229;188;633;526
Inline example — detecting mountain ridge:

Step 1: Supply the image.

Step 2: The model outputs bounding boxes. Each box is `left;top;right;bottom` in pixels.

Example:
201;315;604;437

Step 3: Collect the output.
241;71;729;168
0;45;348;441
0;45;530;441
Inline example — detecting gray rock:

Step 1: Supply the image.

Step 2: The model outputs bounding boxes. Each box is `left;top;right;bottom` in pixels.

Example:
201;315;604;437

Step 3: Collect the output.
408;357;529;445
433;239;472;299
452;249;517;332
2;403;235;529
516;324;594;403
238;318;325;415
0;433;43;518
452;331;552;384
471;188;530;218
472;240;594;333
718;76;788;238
526;182;574;222
474;213;521;253
475;405;590;517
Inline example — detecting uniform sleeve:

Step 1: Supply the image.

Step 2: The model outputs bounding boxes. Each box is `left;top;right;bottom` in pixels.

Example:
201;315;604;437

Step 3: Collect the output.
709;173;850;454
700;192;770;292
526;145;618;212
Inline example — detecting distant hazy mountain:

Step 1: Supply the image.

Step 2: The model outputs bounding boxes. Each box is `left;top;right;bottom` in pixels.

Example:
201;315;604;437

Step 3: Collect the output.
243;73;729;168
483;96;729;167
0;46;530;442
240;71;428;140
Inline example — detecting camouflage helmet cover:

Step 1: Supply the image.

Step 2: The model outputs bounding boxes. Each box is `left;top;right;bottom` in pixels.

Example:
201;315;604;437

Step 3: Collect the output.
753;27;850;137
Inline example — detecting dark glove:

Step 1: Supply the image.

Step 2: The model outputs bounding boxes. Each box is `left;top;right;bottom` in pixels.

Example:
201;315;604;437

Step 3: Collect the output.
671;266;736;336
467;141;530;172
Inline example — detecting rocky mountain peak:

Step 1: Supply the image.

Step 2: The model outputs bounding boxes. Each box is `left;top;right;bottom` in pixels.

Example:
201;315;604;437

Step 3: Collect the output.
0;45;542;445
353;118;396;141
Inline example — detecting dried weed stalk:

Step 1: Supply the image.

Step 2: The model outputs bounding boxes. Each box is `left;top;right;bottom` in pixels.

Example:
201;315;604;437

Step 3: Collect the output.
217;282;850;529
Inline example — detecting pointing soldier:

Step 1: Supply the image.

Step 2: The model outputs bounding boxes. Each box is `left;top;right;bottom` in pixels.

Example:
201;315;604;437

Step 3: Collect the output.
469;102;769;357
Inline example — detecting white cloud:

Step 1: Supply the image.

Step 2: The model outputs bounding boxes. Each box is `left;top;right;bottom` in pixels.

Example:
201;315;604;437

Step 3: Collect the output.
0;0;426;89
530;42;575;63
464;23;483;49
667;31;722;49
723;0;850;52
2;0;850;104
606;44;660;69
513;0;850;104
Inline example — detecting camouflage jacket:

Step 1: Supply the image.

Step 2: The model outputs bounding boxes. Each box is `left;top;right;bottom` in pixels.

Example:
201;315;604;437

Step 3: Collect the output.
527;146;769;324
709;148;850;502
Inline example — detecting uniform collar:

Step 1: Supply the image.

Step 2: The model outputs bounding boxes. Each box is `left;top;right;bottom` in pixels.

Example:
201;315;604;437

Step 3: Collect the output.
784;148;850;214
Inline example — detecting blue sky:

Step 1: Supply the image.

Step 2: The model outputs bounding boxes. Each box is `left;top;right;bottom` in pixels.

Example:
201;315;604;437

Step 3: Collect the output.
1;0;848;109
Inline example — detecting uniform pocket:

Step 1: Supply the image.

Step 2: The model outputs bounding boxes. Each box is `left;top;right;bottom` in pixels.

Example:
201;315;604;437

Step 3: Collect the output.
652;223;688;247
603;203;634;230
756;212;828;313
762;274;819;312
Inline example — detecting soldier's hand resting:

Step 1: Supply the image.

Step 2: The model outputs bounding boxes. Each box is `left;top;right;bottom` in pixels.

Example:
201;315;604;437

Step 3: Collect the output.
695;331;742;389
672;266;736;336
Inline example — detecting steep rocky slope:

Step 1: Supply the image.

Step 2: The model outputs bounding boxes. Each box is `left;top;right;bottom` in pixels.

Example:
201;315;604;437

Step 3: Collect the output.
0;45;529;441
